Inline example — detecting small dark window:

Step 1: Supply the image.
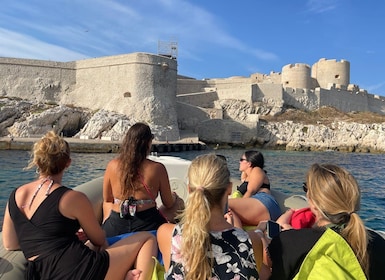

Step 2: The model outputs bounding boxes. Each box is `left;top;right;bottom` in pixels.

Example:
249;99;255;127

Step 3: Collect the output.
335;75;340;79
123;92;131;97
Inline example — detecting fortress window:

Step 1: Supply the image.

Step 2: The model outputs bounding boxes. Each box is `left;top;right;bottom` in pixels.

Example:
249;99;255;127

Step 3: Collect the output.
335;75;340;79
285;81;289;85
123;92;131;97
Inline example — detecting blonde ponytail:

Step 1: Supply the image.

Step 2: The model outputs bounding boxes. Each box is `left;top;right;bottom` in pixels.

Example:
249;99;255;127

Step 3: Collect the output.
180;190;212;280
307;164;370;277
178;154;230;280
342;213;369;276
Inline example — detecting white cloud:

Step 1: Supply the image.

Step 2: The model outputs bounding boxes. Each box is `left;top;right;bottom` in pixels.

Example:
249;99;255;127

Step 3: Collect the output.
0;0;278;63
306;0;337;14
365;81;385;94
0;28;87;61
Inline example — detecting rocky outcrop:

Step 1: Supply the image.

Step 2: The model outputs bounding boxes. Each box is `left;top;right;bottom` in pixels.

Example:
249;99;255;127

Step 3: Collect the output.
3;100;90;138
256;121;385;153
0;99;179;141
2;98;385;153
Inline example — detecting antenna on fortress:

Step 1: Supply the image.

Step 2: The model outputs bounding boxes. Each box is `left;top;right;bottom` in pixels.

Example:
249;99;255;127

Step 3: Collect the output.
158;39;178;60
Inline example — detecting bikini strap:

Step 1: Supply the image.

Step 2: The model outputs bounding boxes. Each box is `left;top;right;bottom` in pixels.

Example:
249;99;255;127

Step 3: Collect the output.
139;175;170;223
139;175;156;202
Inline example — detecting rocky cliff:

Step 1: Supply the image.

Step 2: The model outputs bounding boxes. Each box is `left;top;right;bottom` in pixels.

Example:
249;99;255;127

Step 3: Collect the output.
2;98;385;153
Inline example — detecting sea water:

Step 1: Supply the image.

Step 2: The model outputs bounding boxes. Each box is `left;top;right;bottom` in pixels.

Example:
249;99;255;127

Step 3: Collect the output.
0;149;384;231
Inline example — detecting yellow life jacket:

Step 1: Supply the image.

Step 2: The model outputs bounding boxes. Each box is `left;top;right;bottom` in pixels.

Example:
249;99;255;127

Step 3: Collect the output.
294;228;366;280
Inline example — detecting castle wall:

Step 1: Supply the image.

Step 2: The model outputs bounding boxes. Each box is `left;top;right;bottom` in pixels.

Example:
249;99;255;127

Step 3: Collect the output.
312;58;350;89
251;71;281;84
283;88;319;111
318;87;369;112
253;83;283;103
197;119;259;144
176;102;211;132
209;77;252;102
176;77;252;104
177;79;209;94
61;53;179;139
281;63;312;89
367;94;385;114
176;91;218;108
0;57;75;102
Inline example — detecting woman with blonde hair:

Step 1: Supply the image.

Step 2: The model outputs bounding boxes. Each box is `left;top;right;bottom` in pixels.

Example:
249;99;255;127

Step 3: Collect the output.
2;131;157;280
157;154;261;280
102;122;182;236
256;163;385;279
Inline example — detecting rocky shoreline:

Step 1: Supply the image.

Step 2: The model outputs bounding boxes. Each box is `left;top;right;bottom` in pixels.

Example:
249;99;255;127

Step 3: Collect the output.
2;99;385;154
0;136;207;154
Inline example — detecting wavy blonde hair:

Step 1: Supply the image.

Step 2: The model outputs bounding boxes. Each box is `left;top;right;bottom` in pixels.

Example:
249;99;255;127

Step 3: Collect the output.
178;154;230;280
306;163;369;276
26;131;70;176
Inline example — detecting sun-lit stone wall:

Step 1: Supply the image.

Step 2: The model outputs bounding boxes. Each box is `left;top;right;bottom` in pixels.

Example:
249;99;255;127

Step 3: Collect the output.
281;63;312;89
312;58;350;89
0;57;75;102
61;53;180;139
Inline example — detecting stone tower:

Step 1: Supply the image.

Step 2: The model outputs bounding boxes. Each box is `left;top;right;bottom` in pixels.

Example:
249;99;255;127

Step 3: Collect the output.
311;58;350;88
281;63;312;89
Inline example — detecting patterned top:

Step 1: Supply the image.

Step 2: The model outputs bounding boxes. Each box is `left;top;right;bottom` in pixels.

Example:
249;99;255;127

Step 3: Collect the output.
166;224;259;280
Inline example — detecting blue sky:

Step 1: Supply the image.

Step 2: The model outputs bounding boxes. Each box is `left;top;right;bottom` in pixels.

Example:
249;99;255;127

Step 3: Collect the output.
1;0;385;96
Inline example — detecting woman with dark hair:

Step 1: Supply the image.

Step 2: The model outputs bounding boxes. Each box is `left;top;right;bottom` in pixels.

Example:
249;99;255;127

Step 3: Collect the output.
102;122;182;236
228;150;281;226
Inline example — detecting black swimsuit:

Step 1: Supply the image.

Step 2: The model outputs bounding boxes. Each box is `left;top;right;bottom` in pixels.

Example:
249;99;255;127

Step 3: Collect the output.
237;181;271;195
8;187;109;280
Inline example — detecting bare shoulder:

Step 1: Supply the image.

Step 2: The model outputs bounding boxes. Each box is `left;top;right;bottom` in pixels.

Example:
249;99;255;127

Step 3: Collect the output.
14;182;39;201
250;166;265;176
145;159;167;172
61;188;89;205
106;158;120;169
157;223;175;237
59;189;92;218
147;158;165;167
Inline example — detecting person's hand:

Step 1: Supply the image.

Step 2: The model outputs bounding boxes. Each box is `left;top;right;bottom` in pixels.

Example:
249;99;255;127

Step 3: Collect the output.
76;228;88;242
276;209;294;230
224;209;243;228
224;209;233;225
255;220;268;232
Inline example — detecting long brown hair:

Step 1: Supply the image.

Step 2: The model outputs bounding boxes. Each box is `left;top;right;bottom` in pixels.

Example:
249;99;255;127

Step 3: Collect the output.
118;122;153;197
306;163;369;276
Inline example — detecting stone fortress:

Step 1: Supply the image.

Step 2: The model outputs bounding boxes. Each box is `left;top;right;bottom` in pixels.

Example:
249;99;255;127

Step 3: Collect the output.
1;52;385;145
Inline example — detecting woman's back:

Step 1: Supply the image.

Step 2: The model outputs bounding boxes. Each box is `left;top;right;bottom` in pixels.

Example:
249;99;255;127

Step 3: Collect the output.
104;158;167;208
102;123;179;235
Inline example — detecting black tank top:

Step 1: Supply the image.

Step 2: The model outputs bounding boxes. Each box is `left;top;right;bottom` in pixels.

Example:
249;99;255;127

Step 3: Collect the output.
8;186;80;259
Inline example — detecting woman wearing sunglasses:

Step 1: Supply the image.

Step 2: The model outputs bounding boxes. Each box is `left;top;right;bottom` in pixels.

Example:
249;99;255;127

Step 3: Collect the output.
228;150;281;227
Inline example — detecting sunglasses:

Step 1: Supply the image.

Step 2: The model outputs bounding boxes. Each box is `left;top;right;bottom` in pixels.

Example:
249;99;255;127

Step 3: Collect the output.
302;182;308;193
239;158;247;162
